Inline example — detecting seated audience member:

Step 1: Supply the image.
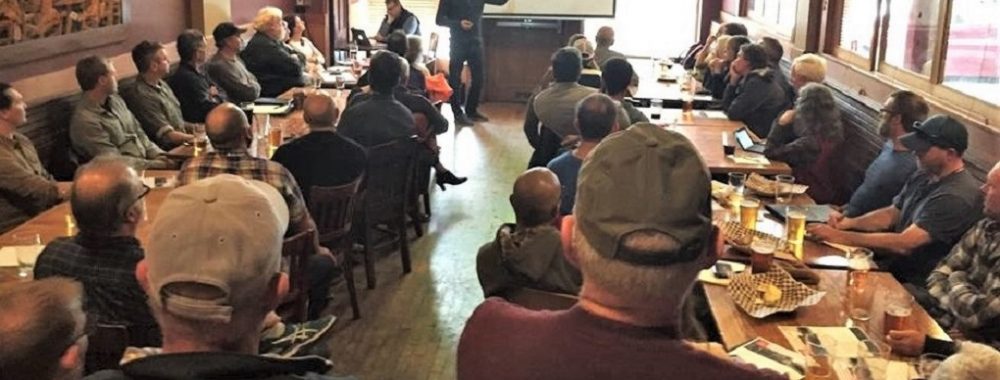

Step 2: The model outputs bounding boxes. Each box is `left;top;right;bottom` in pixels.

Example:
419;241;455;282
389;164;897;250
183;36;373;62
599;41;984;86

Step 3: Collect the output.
376;0;421;41
351;31;408;96
167;29;226;123
70;56;176;170
789;53;827;91
809;115;984;285
339;51;416;147
697;34;730;96
476;167;581;298
178;103;337;319
764;83;844;204
284;15;325;68
886;161;1000;357
524;48;596;168
35;157;161;347
705;36;751;100
548;94;620;215
594;26;625;68
601;58;647;126
121;40;194;150
758;36;795;104
0;278;88;380
241;7;306;97
687;21;748;71
404;35;430;97
536;37;601;91
722;43;791;137
87;175;354;380
843;91;928;217
458;123;783;380
206;22;261;104
928;342;1000;380
272;93;367;195
0;83;68;233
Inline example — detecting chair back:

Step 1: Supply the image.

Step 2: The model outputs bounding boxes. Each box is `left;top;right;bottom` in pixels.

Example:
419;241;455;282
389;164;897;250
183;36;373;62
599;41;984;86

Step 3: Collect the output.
309;177;364;248
280;228;316;322
362;138;417;220
505;287;579;311
85;324;129;373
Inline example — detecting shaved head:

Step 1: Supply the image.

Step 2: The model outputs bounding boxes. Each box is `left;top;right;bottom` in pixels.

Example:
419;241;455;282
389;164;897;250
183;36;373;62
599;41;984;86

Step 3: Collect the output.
303;93;339;129
596;26;615;47
71;157;142;236
206;103;250;149
510;168;561;227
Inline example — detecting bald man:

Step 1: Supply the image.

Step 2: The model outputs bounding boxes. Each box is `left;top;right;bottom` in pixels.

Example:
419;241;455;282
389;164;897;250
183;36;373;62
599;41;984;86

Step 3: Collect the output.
178;103;339;321
273;93;367;196
475;168;582;298
594;26;625;68
35;157;163;348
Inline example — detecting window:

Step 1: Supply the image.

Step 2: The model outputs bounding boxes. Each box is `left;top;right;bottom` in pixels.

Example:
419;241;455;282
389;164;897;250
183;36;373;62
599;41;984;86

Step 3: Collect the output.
746;0;797;35
942;0;1000;104
837;0;878;57
583;0;697;58
883;0;943;77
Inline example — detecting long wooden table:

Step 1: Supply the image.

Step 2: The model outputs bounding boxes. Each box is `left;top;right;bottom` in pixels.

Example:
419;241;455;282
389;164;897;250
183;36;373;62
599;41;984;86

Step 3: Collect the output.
705;269;951;352
669;122;792;176
628;58;718;109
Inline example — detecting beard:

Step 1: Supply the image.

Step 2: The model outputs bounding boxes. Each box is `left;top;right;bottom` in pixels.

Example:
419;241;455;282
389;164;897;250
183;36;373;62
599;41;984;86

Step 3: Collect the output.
878;120;892;138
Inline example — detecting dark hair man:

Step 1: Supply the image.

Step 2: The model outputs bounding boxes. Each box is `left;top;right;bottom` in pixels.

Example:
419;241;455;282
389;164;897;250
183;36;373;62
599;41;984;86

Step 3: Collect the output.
167;29;226;123
376;0;421;41
121;40;195;149
523;47;595;168
338;51;416;147
722;43;791;137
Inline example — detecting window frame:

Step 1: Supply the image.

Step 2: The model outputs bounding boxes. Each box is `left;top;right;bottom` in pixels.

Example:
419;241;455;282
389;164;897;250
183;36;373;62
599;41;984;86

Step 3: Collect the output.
745;0;797;37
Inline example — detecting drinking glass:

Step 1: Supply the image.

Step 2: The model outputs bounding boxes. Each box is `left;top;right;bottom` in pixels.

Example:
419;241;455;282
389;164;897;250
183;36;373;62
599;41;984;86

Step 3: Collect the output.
722;132;735;156
650;99;663;120
335;74;346;96
728;172;747;194
883;292;914;333
799;340;832;378
740;197;760;231
775;174;795;204
918;353;947;378
785;206;807;244
349;41;359;61
13;231;41;278
749;237;776;273
192;123;207;157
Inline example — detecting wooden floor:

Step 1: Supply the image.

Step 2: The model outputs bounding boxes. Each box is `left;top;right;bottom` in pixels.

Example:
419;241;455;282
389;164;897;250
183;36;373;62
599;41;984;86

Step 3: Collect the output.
321;103;530;379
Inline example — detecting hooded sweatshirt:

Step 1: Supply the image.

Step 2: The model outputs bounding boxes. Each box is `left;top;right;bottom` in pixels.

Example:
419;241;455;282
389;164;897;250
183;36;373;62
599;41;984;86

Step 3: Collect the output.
475;224;582;298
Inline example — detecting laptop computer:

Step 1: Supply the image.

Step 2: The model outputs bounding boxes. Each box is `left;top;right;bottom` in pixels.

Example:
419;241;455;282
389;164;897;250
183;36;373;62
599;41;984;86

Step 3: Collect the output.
734;127;766;154
351;28;372;48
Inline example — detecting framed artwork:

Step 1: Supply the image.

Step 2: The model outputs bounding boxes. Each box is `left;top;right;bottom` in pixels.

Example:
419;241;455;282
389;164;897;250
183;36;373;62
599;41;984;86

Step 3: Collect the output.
0;0;127;66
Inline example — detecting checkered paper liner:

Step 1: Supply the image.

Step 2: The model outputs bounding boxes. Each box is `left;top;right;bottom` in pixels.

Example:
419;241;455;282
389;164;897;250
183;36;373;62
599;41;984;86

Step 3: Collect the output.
746;173;809;197
727;267;826;318
719;221;798;262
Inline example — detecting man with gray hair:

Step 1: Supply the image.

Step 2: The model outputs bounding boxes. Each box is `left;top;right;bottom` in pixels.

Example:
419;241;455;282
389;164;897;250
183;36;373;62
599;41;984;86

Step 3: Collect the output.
240;6;306;97
87;175;354;379
458;123;783;379
0;278;88;380
594;26;625;68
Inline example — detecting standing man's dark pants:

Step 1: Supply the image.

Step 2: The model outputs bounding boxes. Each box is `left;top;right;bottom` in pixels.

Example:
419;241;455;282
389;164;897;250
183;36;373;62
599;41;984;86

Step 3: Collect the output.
449;39;485;119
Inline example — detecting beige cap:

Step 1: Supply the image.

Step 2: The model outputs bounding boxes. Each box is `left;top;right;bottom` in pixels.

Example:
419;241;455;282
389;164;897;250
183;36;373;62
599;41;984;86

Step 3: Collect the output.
146;174;289;323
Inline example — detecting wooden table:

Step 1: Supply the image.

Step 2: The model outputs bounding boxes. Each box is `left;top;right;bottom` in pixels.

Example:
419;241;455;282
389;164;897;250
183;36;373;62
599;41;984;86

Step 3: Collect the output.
641;108;740;128
628;58;718;109
705;269;951;351
669;123;792;176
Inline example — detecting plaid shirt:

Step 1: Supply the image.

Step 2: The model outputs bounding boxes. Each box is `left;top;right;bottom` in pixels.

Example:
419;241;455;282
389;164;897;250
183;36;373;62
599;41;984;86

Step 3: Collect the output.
176;150;307;223
927;218;1000;346
34;235;161;346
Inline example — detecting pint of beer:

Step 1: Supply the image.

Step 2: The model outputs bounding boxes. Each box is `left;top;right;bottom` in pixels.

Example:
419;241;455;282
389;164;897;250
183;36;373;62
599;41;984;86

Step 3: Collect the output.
883;294;914;332
740;198;760;230
749;238;775;273
786;208;807;244
193;136;208;157
268;124;283;149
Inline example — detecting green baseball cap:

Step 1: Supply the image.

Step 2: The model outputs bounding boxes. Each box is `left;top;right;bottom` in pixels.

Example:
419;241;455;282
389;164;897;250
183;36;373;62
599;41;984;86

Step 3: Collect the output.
900;114;968;154
575;123;713;266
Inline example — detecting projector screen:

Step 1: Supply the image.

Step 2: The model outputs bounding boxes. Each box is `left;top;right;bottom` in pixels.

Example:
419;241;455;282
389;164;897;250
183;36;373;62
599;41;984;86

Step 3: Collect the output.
484;0;616;18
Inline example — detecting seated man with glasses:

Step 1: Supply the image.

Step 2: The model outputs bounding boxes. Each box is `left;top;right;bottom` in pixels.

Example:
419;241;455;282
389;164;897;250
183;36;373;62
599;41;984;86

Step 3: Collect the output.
0;278;89;380
809;115;984;286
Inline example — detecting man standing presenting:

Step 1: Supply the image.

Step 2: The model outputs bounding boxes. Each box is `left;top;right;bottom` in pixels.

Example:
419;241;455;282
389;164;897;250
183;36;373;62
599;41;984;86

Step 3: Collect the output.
436;0;509;126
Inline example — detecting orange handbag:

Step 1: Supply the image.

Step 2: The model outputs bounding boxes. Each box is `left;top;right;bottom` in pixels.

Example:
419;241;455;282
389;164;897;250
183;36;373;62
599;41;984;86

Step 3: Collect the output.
425;73;454;104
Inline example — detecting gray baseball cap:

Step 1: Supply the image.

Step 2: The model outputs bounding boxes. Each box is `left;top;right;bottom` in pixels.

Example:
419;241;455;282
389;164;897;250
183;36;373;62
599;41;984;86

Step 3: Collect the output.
900;114;968;154
146;174;289;323
575;123;713;266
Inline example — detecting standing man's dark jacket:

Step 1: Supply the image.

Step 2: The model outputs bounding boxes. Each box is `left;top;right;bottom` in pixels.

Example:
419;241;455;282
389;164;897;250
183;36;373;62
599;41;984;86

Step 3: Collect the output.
435;0;509;43
168;62;226;123
240;32;306;97
722;68;790;137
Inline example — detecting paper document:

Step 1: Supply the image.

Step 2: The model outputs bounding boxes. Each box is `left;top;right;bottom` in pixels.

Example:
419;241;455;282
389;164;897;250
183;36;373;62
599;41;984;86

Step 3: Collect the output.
252;104;293;115
729;338;805;380
0;245;44;267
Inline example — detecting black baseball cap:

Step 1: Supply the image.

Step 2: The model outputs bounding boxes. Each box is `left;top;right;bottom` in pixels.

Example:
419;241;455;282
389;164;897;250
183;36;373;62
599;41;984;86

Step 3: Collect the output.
212;22;247;44
900;115;968;154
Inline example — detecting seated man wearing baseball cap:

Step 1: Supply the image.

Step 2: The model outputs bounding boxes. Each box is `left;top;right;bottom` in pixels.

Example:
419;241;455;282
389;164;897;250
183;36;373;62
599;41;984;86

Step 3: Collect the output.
87;175;354;380
809;115;984;286
457;123;783;380
205;22;261;104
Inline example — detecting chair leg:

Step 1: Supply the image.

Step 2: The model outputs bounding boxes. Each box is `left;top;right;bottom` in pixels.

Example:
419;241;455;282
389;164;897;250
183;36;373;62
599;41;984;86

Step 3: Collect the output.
398;218;412;274
364;224;376;289
341;254;360;319
410;206;424;238
423;187;432;217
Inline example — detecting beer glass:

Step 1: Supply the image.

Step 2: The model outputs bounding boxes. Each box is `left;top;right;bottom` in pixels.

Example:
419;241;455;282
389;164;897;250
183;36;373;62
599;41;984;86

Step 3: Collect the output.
722;132;736;156
13;231;41;278
883;293;914;333
335;74;346;96
799;339;832;379
847;249;874;320
192;123;207;157
749;237;775;273
775;175;795;204
740;197;760;231
785;206;807;244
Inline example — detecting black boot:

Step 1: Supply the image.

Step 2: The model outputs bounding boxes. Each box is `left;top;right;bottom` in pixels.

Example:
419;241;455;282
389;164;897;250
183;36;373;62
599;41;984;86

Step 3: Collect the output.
435;170;467;191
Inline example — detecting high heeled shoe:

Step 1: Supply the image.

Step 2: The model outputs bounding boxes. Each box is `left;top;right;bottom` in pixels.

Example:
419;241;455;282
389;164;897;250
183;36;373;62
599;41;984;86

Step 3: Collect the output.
435;170;467;191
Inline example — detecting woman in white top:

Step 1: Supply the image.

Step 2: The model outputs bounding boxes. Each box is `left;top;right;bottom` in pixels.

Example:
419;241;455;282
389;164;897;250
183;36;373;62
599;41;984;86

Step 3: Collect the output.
283;14;325;67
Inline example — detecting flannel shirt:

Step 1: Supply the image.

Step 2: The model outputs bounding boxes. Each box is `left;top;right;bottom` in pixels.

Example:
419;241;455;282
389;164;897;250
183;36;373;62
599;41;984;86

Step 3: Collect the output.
0;132;60;233
927;218;1000;347
176;150;307;224
34;235;161;346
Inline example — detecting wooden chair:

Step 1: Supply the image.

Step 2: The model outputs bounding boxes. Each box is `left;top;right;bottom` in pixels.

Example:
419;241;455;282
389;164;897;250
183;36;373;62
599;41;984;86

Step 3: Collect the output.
355;138;418;289
280;229;315;323
504;288;579;311
84;324;129;374
411;112;434;230
309;177;364;319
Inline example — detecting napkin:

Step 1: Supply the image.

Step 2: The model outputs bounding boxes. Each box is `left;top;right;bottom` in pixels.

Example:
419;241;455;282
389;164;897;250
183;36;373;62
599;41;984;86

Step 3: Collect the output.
728;154;771;165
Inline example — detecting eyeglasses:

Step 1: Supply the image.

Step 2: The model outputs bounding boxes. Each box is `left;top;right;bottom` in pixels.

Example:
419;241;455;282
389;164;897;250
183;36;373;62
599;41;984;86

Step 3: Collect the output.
124;183;152;217
65;317;96;351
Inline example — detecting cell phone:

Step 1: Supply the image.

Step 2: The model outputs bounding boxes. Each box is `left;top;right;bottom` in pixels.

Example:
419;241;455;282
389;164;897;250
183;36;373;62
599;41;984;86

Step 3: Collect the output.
714;262;734;279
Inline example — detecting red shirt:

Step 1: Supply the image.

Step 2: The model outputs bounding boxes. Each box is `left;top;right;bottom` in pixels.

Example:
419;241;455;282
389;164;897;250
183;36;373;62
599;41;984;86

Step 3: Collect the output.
458;298;785;380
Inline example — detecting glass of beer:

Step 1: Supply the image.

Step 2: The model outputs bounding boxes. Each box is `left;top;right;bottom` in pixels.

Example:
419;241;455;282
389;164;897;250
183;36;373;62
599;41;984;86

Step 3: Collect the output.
722;132;736;156
335;74;346;96
883;293;914;333
799;339;832;378
268;122;284;149
13;231;41;278
847;249;874;320
749;237;775;273
775;175;795;204
192;123;207;157
740;197;760;231
785;206;807;244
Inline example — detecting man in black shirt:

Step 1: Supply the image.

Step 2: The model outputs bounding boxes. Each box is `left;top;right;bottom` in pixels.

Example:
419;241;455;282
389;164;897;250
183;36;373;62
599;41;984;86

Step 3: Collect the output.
436;0;509;126
168;29;226;123
339;51;416;147
241;7;305;97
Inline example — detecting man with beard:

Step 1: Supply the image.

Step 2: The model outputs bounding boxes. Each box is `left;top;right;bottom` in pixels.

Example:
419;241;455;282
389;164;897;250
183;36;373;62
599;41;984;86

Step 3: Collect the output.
809;115;983;286
842;91;929;217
